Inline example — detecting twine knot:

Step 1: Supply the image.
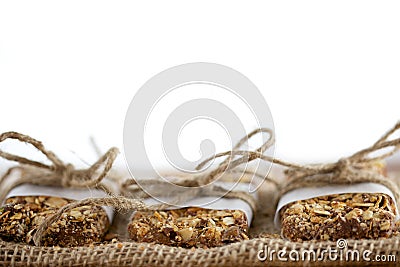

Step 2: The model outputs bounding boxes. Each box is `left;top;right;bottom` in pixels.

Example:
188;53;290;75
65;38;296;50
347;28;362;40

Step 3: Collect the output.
60;163;75;187
334;158;353;183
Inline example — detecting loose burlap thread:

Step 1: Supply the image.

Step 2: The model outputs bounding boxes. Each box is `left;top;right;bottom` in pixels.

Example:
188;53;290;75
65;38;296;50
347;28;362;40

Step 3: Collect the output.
1;123;400;266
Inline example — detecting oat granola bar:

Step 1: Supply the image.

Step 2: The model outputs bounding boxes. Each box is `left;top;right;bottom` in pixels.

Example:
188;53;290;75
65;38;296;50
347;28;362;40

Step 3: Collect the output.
0;196;109;247
280;193;397;241
128;207;249;248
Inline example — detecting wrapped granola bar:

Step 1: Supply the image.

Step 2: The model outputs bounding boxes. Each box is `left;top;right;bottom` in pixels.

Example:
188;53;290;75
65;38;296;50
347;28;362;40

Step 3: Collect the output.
128;207;249;248
0;184;113;247
279;191;397;241
128;182;256;248
0;131;120;247
272;121;400;242
125;128;275;248
276;174;399;241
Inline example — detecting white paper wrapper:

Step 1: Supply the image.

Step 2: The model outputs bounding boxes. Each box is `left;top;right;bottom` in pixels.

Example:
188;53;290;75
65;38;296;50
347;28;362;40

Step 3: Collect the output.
144;182;256;226
274;182;399;227
5;184;114;222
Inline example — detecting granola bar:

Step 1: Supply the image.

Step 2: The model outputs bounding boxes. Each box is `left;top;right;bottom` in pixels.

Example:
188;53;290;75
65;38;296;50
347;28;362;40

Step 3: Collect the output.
280;193;397;241
128;207;249;248
0;196;109;247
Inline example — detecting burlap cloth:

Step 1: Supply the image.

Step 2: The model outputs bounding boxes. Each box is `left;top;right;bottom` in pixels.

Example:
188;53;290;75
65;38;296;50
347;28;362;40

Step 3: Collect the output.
1;167;399;266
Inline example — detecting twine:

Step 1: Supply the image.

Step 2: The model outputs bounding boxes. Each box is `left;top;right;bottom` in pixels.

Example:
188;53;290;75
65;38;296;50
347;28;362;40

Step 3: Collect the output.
2;122;400;247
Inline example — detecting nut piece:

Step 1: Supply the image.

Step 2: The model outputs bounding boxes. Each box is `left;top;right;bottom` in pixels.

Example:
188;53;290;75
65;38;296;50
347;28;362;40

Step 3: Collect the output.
178;227;193;242
222;217;235;225
280;193;397;241
128;207;249;248
363;210;374;220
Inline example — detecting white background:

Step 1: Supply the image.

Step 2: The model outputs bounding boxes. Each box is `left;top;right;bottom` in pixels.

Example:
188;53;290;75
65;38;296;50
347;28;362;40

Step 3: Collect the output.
0;1;399;170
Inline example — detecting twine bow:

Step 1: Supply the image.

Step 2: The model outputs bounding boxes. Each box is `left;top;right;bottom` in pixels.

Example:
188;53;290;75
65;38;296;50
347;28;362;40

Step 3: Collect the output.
0;131;120;202
280;122;400;202
121;128;278;210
